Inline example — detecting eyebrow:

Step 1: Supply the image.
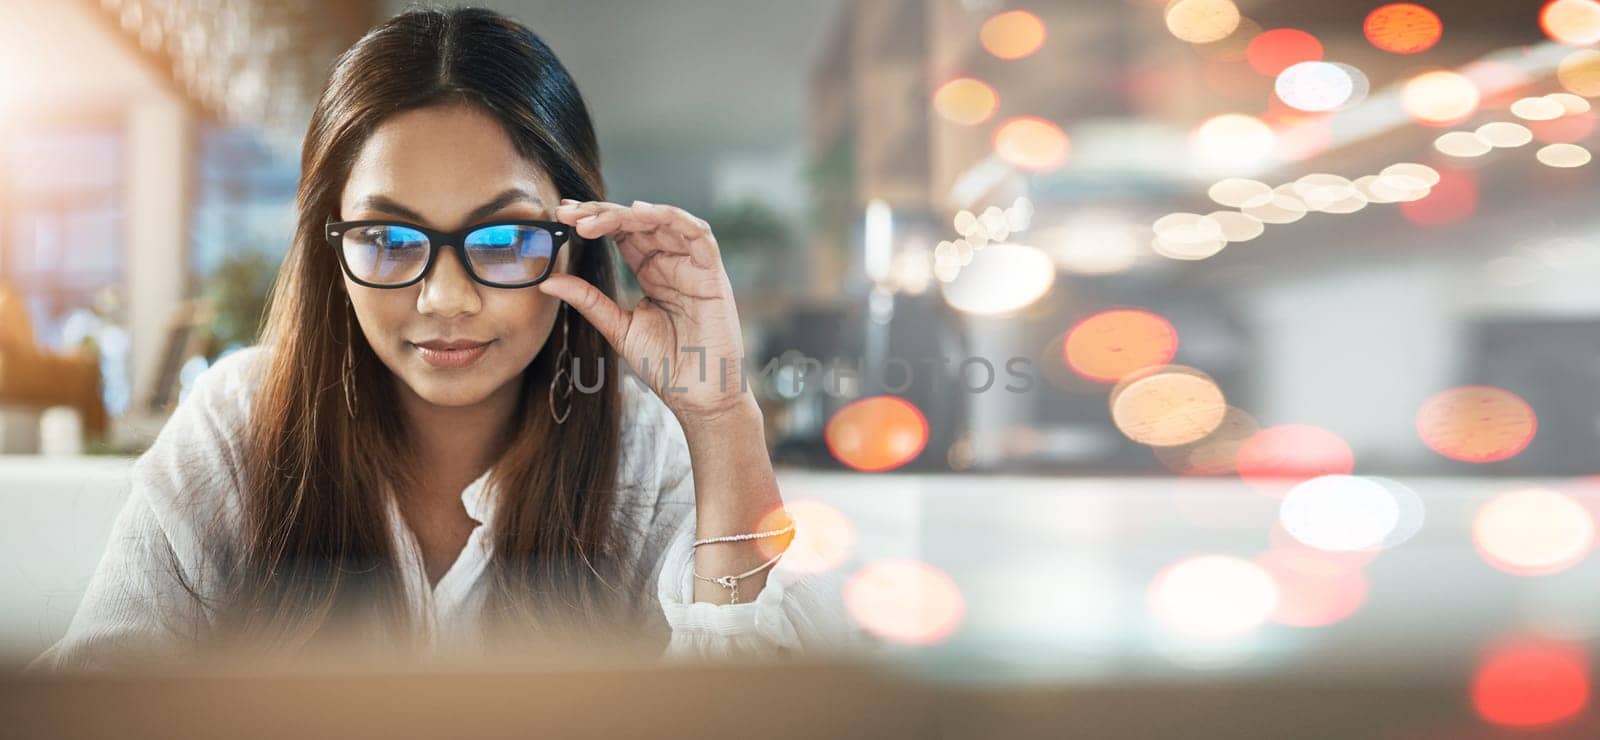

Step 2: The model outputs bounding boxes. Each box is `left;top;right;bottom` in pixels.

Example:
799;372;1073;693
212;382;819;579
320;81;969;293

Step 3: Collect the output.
352;188;545;226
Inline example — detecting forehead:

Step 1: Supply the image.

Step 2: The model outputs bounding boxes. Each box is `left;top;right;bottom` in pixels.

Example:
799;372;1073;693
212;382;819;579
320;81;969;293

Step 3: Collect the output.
340;103;556;225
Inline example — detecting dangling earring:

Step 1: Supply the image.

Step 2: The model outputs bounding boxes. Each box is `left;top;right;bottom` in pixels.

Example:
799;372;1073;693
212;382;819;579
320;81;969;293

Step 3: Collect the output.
549;304;573;424
343;300;359;419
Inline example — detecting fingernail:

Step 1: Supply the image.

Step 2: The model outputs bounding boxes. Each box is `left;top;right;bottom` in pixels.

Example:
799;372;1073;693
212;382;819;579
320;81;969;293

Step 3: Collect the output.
632;199;652;208
560;198;578;205
577;215;596;226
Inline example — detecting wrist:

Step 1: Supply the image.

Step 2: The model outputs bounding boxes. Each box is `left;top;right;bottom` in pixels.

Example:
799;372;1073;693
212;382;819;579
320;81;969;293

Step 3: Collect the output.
675;391;763;444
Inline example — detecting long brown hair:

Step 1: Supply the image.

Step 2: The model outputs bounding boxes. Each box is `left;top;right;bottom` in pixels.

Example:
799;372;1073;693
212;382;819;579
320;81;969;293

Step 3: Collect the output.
221;6;638;654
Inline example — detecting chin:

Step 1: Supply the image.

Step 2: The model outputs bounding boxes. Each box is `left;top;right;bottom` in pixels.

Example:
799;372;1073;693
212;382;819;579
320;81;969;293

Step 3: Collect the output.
403;375;504;408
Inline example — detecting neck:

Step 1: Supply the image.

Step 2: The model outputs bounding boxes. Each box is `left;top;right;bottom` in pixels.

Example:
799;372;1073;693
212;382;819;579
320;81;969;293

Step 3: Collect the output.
396;378;520;500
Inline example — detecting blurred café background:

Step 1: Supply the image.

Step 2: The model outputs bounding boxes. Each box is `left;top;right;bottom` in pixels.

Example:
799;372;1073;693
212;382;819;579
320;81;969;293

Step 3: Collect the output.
9;0;1600;735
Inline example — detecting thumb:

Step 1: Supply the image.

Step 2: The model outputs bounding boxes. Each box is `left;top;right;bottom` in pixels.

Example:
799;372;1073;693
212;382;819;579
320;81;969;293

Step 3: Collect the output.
539;273;630;352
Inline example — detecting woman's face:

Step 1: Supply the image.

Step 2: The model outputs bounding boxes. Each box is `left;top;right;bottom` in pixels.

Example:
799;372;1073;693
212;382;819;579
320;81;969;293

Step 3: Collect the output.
338;103;568;411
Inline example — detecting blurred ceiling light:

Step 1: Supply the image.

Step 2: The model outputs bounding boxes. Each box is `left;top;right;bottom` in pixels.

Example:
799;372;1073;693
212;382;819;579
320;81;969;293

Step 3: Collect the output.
825;395;929;472
1235;424;1355;498
864;199;893;285
755;499;856;572
1247;28;1323;76
1370;477;1427;549
939;242;1055;315
1511;95;1567;120
1364;3;1443;54
1147;555;1278;639
1401;70;1481;125
1538;142;1593;166
1279;475;1401;552
1473;640;1592;729
1164;0;1241;44
889;246;933;295
1242;193;1308;224
1549;92;1592;113
1207;210;1265;240
1417;385;1537;463
844;560;965;645
980;9;1047;60
1291;173;1358;211
1191;113;1277;172
1004;196;1034;231
1329;63;1372;109
953;210;979;236
933;77;999;125
1474;488;1595;576
992;116;1071;172
1557;48;1600;96
1208;177;1272;208
1037;214;1142;275
1275;61;1354;112
1064;309;1180;383
1475;121;1534;147
1381;161;1442;187
1109;367;1228;447
1542;0;1600;46
1435;130;1493;157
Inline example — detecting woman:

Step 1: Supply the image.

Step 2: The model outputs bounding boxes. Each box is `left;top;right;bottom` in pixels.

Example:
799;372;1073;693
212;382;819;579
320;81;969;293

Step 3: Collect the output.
35;6;857;669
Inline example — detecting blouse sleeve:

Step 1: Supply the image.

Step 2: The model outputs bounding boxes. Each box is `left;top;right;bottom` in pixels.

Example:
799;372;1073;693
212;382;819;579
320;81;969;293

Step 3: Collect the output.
28;347;259;672
632;384;869;662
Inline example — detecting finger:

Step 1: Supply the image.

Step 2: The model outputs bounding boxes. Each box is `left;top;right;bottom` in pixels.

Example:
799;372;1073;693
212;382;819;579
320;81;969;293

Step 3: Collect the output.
553;199;610;224
570;203;661;241
537;273;631;352
627;201;722;270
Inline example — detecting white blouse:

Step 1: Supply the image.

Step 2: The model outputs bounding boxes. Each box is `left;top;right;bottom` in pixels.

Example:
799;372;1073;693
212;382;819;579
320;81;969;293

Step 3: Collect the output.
31;345;863;670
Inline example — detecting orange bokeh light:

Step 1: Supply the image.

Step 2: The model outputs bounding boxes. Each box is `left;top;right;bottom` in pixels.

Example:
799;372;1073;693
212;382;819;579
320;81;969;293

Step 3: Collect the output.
755;499;856;572
1235;424;1355;497
1473;487;1594;576
980;10;1047;60
824;395;929;472
1400;167;1476;226
1063;309;1180;383
1416;385;1536;463
1363;3;1443;54
844;560;965;645
1473;639;1591;728
1246;28;1322;77
1543;0;1600;46
992;116;1071;172
932;77;999;126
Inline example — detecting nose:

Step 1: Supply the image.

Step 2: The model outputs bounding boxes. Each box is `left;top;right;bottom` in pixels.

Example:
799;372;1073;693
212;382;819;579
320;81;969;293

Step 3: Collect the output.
415;245;483;318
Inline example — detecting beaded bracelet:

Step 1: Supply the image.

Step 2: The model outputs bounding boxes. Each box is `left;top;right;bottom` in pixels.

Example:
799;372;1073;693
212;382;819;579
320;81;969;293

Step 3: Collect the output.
693;548;787;604
692;521;795;548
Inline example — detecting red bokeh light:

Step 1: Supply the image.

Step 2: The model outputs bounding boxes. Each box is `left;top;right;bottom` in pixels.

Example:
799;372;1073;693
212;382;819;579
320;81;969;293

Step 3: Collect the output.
1531;110;1599;142
1401;167;1477;226
1473;639;1590;728
1235;424;1355;497
1247;28;1323;77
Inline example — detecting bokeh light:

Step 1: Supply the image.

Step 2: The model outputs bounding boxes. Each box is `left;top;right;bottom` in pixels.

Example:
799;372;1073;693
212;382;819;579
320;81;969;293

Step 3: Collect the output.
1558;48;1600;96
1474;487;1595;576
844;560;965;645
1191;113;1276;172
1208;177;1272;208
992;116;1070;172
1511;95;1566;121
940;242;1056;314
1400;167;1476;225
1191;14;1260;61
1242;193;1308;224
1475;121;1533;148
755;499;856;573
1416;385;1537;463
1542;0;1600;46
1274;61;1353;112
825;395;929;472
1165;0;1241;44
1364;3;1443;54
1401;70;1480;125
1207;210;1264;241
1148;555;1278;639
1538;142;1593;167
1110;366;1228;447
1246;28;1322;77
1256;549;1369;628
933;77;999;125
1473;639;1591;728
980;10;1047;60
1236;424;1355;497
1064;309;1180;383
1279;475;1400;552
1153;406;1259;476
1434;131;1491;158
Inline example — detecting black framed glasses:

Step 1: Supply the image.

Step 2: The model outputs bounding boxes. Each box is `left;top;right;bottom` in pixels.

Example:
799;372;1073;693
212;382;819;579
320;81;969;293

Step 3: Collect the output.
325;218;571;289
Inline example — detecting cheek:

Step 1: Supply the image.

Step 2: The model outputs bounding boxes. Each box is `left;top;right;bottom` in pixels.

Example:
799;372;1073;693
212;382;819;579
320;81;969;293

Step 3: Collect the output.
490;292;562;363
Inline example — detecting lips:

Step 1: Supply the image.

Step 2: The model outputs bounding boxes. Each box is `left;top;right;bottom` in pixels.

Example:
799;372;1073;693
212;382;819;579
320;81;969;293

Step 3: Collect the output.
411;338;494;369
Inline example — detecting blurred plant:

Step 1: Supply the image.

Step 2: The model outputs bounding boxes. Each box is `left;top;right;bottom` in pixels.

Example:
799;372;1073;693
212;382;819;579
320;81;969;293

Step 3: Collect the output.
705;199;796;259
203;250;277;352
